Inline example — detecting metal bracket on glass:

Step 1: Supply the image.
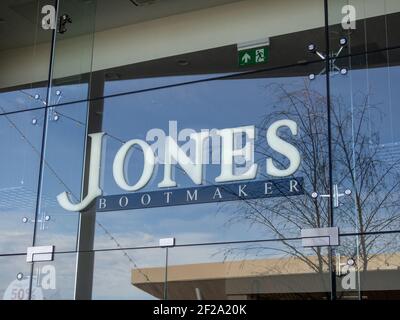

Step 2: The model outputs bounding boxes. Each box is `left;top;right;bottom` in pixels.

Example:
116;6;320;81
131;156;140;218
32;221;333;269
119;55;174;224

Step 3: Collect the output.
311;184;352;208
301;227;339;247
26;245;55;263
19;88;63;108
22;211;52;231
307;37;348;78
159;238;175;247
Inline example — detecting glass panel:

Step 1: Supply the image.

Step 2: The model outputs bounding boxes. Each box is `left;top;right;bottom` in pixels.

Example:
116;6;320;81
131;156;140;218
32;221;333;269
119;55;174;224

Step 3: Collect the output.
337;233;400;300
0;0;54;114
0;254;32;300
328;0;400;57
50;0;97;105
31;249;166;300
33;102;88;252
92;247;166;300
165;240;330;300
30;252;77;300
0;109;44;255
335;235;361;299
88;61;330;250
329;49;400;234
328;2;400;299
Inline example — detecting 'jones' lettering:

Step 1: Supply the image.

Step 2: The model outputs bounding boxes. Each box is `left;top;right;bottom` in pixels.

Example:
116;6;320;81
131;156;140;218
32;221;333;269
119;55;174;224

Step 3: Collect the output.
57;120;301;212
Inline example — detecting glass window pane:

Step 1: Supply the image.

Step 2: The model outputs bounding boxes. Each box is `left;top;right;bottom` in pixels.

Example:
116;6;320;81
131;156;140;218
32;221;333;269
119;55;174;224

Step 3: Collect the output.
92;248;166;300
50;0;96;105
30;252;76;300
0;254;32;300
330;49;400;234
0;0;54;114
0;109;44;255
33;103;88;252
164;240;330;300
328;0;400;57
87;62;330;250
337;233;400;299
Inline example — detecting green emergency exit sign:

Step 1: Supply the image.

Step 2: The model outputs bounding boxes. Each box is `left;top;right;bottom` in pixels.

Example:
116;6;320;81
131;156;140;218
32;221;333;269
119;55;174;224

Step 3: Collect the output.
238;46;269;67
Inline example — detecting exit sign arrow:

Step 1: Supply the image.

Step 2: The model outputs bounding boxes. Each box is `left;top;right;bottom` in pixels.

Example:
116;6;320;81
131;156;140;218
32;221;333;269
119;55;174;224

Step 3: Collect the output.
241;53;252;64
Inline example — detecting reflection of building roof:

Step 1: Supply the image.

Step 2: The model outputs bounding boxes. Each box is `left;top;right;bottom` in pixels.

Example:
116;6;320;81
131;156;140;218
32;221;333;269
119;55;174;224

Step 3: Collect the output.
132;254;400;300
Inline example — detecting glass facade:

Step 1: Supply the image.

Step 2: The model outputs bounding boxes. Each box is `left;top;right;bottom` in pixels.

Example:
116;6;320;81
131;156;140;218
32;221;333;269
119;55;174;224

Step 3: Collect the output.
0;0;400;300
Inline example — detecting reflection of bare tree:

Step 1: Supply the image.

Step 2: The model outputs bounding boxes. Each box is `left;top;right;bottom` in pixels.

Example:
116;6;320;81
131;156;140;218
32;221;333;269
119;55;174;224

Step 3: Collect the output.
225;80;400;278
